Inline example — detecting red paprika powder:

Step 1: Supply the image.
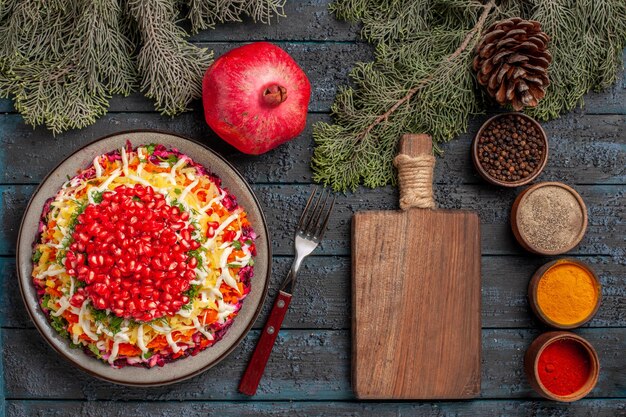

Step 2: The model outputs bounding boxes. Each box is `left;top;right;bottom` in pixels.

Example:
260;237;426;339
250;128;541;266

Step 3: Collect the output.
538;338;591;396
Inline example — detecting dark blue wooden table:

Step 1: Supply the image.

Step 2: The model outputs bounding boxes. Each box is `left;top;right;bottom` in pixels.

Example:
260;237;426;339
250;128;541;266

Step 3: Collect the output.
0;1;624;415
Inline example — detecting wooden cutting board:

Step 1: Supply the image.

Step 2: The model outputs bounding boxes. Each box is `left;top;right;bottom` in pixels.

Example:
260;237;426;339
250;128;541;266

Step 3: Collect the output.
352;134;481;400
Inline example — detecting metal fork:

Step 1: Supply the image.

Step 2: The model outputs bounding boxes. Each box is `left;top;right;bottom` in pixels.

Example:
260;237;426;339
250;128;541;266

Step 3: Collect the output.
239;188;335;396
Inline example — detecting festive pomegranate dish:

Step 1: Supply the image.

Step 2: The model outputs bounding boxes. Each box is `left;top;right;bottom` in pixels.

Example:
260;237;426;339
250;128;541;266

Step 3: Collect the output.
31;143;256;368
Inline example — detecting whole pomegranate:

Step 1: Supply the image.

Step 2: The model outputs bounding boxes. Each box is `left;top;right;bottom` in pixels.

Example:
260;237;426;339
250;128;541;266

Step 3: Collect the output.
202;42;311;155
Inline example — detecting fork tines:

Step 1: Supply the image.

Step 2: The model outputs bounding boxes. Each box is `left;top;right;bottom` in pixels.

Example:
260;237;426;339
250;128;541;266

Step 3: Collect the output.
297;187;336;240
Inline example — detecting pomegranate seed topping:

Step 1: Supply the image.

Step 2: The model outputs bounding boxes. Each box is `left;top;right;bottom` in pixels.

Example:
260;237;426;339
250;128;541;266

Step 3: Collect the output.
222;230;236;242
70;293;85;307
65;184;199;321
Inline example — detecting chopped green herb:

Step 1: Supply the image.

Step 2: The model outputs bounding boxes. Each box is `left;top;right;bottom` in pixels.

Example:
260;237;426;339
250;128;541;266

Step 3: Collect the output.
69;341;81;349
184;284;201;300
88;343;102;358
248;259;255;266
55;250;66;265
146;144;156;155
32;249;42;263
142;351;153;359
132;196;141;202
67;200;88;230
244;239;253;246
139;158;147;163
174;188;182;195
108;316;124;334
157;154;179;166
41;294;51;310
55;198;88;265
187;250;207;272
90;306;107;323
227;263;240;269
92;190;104;204
50;315;69;338
171;199;186;213
150;317;168;327
231;240;242;250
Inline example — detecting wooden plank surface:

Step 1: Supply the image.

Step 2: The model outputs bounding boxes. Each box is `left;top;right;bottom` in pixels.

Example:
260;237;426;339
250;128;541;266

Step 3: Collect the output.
2;255;624;330
6;399;626;417
1;114;625;185
0;0;624;414
3;328;625;400
3;183;624;257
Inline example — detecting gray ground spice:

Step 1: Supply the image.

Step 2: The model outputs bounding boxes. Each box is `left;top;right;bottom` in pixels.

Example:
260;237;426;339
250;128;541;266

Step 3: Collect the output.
517;185;585;252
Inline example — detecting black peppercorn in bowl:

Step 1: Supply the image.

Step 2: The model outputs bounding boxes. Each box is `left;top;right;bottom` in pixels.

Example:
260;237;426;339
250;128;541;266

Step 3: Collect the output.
472;112;548;187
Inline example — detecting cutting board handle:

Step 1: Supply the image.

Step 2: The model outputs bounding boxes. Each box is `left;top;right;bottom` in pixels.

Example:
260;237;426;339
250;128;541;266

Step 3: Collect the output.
394;134;436;210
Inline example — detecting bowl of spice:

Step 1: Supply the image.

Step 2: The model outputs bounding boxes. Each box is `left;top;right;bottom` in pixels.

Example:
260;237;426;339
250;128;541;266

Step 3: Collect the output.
529;259;602;329
525;331;600;402
511;182;588;255
472;113;548;187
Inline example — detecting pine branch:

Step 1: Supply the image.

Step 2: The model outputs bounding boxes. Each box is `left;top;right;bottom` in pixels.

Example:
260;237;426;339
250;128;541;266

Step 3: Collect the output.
0;0;282;133
128;0;213;116
526;0;626;120
0;0;136;134
184;0;285;34
355;0;495;144
312;0;499;191
314;0;626;192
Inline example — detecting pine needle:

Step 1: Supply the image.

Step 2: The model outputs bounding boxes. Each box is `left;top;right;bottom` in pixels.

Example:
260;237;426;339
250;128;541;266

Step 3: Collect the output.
128;0;213;116
0;0;284;133
313;0;626;192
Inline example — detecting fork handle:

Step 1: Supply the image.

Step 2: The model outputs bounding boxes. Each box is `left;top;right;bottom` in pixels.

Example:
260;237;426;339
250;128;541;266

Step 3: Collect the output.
239;290;292;396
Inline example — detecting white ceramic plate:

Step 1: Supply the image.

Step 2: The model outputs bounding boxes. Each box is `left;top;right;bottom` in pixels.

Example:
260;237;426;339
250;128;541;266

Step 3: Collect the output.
16;130;271;386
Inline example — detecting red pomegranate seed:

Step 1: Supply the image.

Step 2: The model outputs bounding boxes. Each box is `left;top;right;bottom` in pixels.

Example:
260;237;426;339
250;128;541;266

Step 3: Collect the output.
222;230;236;242
170;222;184;231
70;293;85;307
93;297;107;309
65;184;202;321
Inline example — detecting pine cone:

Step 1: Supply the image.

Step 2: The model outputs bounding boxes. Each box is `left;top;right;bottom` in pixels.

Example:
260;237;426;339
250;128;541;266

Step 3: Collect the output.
473;18;552;111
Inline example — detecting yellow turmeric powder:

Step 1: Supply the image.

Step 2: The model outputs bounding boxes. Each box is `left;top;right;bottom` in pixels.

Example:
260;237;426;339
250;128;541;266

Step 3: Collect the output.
536;262;599;326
